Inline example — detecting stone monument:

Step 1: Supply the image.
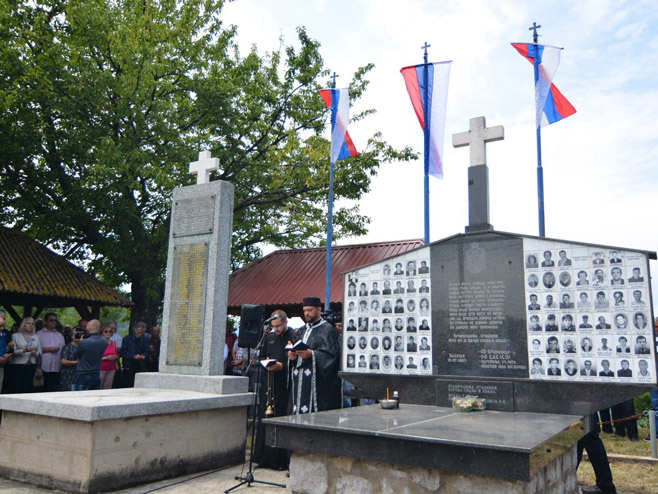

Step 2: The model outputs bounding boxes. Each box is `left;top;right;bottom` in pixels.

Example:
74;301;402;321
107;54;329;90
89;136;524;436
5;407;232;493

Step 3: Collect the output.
264;116;657;494
0;151;252;493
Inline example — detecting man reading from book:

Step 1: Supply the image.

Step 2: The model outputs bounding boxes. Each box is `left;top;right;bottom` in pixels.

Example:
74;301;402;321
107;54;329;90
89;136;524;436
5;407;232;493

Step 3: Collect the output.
288;297;341;414
253;309;294;471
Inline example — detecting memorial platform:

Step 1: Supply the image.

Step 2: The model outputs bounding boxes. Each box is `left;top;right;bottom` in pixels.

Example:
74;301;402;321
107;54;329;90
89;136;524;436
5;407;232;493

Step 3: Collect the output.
266;404;584;493
0;383;252;493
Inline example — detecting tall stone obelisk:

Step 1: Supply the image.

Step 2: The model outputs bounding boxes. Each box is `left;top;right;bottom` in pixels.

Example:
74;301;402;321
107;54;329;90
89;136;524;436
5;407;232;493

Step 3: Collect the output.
158;151;234;376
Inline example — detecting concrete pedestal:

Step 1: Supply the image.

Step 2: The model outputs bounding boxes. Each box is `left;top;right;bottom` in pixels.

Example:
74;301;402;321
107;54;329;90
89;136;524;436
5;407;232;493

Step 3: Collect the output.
0;375;251;493
266;404;584;494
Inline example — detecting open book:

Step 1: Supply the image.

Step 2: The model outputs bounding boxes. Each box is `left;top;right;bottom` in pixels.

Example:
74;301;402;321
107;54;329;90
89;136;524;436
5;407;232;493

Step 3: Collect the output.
285;341;310;352
260;359;279;369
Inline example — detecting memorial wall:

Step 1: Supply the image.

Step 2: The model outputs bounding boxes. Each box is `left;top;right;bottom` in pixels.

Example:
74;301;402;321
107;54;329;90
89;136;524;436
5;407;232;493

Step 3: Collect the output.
343;248;432;375
342;231;656;387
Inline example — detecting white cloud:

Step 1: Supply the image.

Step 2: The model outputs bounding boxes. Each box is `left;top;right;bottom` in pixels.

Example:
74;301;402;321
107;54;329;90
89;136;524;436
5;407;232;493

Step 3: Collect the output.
222;0;658;311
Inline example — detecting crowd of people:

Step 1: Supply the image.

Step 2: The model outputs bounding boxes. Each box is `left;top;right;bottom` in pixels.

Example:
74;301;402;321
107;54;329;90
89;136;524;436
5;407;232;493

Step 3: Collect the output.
0;310;161;393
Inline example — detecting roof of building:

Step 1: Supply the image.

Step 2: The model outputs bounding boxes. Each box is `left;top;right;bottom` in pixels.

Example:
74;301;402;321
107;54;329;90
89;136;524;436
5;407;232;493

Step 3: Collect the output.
227;239;424;317
0;227;131;309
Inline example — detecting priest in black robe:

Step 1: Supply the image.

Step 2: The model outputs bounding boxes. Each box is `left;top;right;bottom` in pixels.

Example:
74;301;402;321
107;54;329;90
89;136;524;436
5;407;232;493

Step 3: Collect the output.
289;297;341;414
253;310;294;470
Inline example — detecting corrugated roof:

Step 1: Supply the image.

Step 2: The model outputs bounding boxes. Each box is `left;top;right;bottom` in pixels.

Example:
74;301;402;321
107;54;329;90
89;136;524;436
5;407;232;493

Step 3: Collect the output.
228;239;424;313
0;227;131;307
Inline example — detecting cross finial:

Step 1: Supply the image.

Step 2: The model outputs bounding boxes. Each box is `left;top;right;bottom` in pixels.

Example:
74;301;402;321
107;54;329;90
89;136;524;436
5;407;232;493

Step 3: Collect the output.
452;116;504;167
189;151;219;185
529;22;541;43
421;42;431;64
330;72;339;89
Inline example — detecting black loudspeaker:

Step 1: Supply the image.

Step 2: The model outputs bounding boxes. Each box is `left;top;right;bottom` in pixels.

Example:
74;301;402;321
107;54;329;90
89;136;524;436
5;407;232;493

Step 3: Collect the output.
238;304;264;348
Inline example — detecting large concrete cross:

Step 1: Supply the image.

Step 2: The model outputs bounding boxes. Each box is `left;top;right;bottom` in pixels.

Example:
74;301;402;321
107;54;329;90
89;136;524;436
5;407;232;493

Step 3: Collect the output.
452;116;504;167
189;151;219;185
452;116;504;232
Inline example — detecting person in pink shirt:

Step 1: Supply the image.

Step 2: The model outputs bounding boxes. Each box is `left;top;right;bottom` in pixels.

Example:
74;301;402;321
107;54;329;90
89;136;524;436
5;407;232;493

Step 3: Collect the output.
36;312;65;392
100;324;120;389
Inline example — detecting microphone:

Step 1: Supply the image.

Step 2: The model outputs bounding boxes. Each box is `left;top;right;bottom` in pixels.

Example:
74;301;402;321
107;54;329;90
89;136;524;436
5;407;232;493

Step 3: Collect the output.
264;314;280;324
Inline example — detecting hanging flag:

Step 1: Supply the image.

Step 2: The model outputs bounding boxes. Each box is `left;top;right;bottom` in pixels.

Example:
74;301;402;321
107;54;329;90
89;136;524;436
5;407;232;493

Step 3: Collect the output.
400;61;451;179
512;43;576;128
319;88;358;162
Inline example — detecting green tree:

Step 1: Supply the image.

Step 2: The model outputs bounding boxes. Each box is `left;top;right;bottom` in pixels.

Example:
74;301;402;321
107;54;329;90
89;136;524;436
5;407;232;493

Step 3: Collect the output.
0;0;413;325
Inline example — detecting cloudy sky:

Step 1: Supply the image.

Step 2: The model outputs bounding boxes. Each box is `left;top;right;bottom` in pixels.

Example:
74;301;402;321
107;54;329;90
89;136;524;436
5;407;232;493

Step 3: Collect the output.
222;0;658;311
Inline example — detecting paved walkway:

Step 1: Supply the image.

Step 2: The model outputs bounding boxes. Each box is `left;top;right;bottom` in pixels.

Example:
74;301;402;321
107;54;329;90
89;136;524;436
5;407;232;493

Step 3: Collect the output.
0;463;292;494
0;462;643;494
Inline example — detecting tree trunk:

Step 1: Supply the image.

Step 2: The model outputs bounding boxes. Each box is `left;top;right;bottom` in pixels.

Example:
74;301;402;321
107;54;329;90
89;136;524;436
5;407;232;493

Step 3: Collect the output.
129;277;165;329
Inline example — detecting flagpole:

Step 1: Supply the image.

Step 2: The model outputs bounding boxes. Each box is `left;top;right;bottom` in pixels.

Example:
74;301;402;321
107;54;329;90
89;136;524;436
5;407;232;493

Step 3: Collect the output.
530;23;546;237
422;42;431;244
324;73;339;313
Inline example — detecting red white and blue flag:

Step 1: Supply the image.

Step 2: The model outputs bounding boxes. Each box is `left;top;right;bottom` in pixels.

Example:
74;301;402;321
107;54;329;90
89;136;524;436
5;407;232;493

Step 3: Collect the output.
319;88;358;163
512;43;576;128
400;61;451;179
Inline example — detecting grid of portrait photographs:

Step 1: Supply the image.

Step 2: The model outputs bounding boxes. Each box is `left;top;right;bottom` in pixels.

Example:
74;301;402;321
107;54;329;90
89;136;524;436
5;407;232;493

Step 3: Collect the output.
343;249;432;375
523;239;654;383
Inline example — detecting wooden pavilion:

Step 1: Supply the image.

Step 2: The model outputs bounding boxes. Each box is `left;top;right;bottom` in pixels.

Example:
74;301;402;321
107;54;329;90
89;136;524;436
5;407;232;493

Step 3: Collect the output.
0;227;131;322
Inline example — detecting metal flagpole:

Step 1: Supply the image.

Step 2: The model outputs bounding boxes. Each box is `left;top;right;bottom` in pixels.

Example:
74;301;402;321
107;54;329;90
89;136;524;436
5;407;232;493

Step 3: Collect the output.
529;22;546;237
421;42;431;244
324;72;339;312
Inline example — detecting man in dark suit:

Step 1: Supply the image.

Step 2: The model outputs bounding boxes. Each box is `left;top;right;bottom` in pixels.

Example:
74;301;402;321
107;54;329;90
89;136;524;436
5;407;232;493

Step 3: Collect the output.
595;316;611;330
579;315;593;329
547;358;561;376
528;294;540;311
560;294;574;309
617;360;632;377
557;250;572;266
580;360;595;376
628;267;644;283
418;260;430;274
406;336;417;352
541;251;554;267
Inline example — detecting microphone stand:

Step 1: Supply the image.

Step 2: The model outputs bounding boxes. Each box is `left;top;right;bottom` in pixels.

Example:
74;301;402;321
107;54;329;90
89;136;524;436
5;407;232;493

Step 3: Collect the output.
225;324;286;493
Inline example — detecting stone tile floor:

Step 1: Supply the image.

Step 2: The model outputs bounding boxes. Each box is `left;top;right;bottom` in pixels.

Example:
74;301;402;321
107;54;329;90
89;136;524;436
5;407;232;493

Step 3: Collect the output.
0;464;291;494
0;464;642;493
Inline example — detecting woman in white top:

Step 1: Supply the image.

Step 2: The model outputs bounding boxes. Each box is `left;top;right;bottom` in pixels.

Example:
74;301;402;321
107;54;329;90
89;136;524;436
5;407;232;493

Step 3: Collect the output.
9;317;42;393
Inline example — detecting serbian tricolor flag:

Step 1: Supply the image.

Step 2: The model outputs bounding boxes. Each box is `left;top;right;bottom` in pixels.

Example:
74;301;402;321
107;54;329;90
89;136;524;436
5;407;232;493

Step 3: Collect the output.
400;61;451;179
319;88;357;163
512;43;576;128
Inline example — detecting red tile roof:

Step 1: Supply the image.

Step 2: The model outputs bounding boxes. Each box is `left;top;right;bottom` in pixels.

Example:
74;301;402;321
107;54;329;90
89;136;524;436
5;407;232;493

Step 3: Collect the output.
228;239;423;315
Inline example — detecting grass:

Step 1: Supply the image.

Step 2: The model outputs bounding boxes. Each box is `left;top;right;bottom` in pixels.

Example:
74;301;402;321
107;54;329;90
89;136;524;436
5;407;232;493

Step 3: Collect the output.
578;423;658;494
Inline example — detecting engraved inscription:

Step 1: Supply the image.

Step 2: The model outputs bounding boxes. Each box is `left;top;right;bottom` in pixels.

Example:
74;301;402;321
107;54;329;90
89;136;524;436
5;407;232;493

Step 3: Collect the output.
447;281;524;371
167;243;208;365
172;196;215;237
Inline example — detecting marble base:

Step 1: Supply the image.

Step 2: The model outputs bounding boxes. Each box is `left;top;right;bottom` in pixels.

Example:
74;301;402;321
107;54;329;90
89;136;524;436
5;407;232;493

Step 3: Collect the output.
0;382;252;493
266;404;584;488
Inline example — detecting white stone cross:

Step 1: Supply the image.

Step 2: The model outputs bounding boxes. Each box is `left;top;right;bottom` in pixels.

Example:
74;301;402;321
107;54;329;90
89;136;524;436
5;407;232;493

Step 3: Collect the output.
189;151;219;185
452;116;504;167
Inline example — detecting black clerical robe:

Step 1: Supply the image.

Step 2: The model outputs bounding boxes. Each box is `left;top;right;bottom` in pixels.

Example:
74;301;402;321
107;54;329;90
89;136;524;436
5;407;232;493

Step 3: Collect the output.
289;319;341;414
254;327;294;469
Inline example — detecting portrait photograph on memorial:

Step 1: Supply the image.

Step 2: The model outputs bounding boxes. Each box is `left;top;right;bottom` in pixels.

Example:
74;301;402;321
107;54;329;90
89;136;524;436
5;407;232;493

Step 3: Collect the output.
342;247;432;376
523;238;655;383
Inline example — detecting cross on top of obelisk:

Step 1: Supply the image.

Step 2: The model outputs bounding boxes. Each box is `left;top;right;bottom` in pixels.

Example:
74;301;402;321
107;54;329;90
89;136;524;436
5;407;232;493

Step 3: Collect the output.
189;151;219;185
452;116;504;167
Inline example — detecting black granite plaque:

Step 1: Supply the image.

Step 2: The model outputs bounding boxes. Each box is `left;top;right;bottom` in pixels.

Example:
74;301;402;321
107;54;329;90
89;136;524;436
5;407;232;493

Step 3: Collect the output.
437;379;514;411
433;234;529;377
